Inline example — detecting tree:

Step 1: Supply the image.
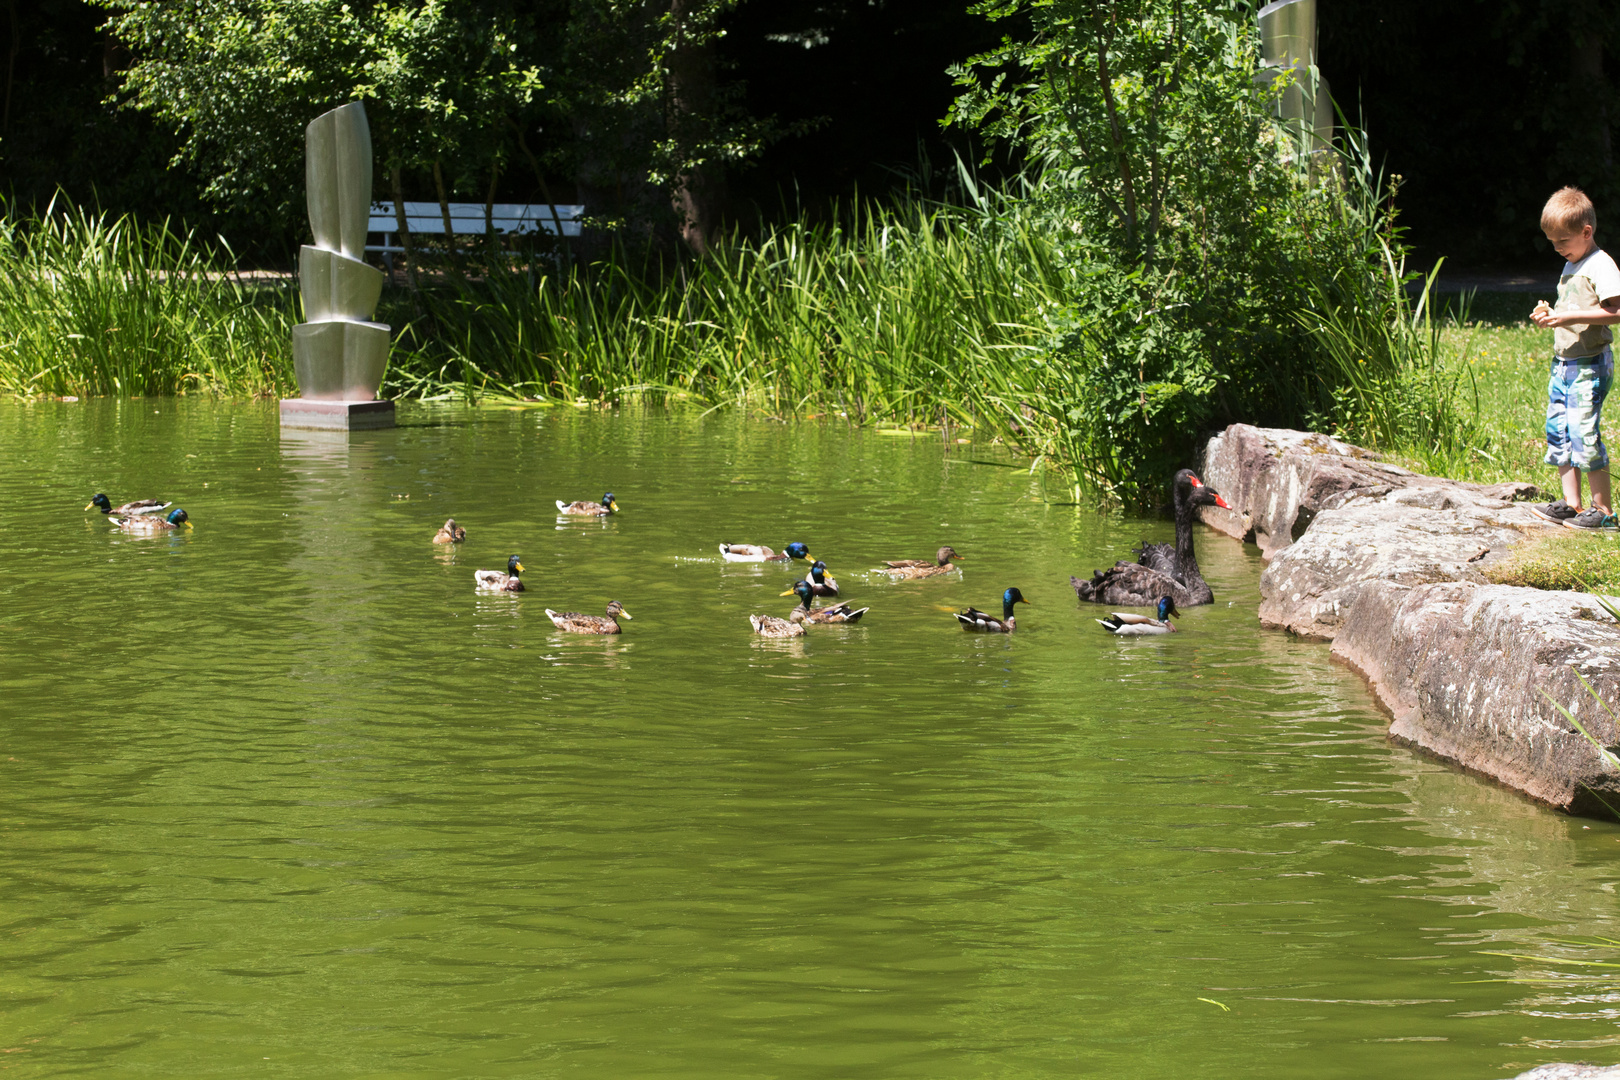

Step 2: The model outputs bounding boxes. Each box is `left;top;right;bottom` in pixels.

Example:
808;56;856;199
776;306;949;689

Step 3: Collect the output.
96;0;545;275
96;0;773;256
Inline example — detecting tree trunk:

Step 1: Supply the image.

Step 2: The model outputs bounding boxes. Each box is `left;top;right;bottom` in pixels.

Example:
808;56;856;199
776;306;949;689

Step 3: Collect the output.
4;0;19;135
484;162;500;260
667;0;726;256
432;159;458;265
390;166;420;292
1575;32;1612;168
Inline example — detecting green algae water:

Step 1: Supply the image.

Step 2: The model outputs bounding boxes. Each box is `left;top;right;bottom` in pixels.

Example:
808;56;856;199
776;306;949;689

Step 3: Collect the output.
4;399;1620;1079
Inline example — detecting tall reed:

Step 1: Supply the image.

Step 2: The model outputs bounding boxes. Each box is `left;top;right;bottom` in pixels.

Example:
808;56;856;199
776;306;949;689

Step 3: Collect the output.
0;200;294;397
398;189;1068;425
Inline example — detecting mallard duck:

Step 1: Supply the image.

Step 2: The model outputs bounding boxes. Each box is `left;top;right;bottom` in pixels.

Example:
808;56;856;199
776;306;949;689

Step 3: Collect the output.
110;507;189;532
1098;596;1179;635
556;492;618;516
880;546;963;579
749;613;805;637
955;587;1028;633
545;600;632;634
781;579;869;624
475;555;526;592
720;541;812;564
1072;469;1229;607
433;518;466;544
87;493;171;516
805;560;839;596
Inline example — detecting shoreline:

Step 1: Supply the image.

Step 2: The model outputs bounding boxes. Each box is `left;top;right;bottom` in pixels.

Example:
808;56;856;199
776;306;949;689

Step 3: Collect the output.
1199;424;1620;816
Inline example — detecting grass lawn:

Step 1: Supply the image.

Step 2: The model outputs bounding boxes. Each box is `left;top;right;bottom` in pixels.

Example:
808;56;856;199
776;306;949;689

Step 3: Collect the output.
1389;291;1554;486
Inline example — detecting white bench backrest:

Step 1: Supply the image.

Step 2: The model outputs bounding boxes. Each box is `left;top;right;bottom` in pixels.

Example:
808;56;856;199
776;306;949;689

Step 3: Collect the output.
368;202;584;238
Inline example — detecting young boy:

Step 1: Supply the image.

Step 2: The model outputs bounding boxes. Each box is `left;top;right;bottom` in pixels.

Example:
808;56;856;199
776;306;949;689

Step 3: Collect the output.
1530;186;1620;529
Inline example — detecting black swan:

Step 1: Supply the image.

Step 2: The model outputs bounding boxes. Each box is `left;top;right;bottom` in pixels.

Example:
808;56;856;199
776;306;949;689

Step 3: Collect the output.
1071;469;1229;607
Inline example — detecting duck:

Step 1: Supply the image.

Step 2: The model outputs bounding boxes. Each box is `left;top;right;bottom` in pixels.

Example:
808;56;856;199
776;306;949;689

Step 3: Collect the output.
781;579;869;624
1098;596;1179;635
720;541;812;564
432;518;466;544
87;493;171;516
545;600;631;634
805;560;839;597
880;546;963;579
475;555;526;592
1071;469;1229;607
955;587;1028;633
557;492;618;516
749;613;805;638
110;507;189;532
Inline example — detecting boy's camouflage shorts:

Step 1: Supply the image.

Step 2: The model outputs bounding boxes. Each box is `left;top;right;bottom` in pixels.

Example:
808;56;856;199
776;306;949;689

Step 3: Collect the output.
1546;347;1614;471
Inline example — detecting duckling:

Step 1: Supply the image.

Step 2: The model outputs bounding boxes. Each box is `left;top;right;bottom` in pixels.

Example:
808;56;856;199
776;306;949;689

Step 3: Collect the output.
557;492;618;516
432;518;466;544
749;613;805;637
880;546;963;579
1098;596;1179;635
720;541;813;564
545;600;632;634
781;579;869;624
87;493;171;516
954;587;1028;633
110;507;189;532
805;560;839;596
475;555;526;592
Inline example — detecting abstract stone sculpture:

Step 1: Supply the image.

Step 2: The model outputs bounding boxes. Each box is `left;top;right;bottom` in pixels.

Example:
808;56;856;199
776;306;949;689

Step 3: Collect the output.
280;101;394;431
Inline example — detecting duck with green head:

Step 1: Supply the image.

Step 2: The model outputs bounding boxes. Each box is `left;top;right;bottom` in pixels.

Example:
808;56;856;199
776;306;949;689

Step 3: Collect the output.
805;560;838;596
475;555;526;592
720;540;812;564
87;493;171;516
781;579;868;624
557;492;619;516
110;507;189;532
1098;596;1178;635
954;587;1028;633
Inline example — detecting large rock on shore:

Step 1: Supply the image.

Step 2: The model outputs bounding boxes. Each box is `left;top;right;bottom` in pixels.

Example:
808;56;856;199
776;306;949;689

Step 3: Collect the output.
1332;581;1620;813
1507;1065;1620;1079
1200;424;1620;814
1198;423;1537;560
1257;489;1550;639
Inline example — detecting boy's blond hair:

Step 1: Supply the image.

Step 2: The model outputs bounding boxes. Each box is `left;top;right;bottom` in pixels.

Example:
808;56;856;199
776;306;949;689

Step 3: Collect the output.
1543;186;1597;234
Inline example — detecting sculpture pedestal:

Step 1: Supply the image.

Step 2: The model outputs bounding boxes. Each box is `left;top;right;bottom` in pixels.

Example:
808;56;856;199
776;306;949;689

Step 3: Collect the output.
279;398;395;431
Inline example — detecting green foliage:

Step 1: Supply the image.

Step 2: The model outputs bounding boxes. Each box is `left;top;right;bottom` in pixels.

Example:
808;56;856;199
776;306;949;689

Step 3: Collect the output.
388;188;1066;414
95;0;546;232
0;201;293;398
940;0;1485;501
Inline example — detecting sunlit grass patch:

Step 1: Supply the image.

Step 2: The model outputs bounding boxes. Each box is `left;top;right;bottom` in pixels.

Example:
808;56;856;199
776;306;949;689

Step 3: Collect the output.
1485;531;1620;592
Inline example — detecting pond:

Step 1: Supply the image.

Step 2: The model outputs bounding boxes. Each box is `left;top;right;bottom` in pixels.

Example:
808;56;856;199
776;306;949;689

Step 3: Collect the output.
3;399;1619;1079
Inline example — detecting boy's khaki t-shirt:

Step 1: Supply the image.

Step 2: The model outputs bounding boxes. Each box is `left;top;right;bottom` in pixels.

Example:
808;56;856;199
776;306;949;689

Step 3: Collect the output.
1554;246;1620;357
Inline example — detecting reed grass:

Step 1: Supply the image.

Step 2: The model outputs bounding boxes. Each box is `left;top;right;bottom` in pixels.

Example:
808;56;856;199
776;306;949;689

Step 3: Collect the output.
0;200;295;397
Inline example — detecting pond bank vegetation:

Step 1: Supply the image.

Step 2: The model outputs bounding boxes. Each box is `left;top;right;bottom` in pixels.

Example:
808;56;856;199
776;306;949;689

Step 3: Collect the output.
0;3;1518;507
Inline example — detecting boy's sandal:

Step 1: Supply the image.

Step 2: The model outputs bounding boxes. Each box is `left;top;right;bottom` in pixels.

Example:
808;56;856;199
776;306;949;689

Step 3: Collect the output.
1564;508;1620;531
1531;499;1579;523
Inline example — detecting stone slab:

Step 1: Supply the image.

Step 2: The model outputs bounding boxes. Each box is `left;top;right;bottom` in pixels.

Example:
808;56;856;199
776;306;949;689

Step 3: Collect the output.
1199;423;1538;560
1332;581;1620;813
279;398;395;431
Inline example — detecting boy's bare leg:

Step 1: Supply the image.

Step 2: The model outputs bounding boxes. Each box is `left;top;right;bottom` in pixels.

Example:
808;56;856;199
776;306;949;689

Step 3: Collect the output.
1590;467;1612;512
1561;464;1585;510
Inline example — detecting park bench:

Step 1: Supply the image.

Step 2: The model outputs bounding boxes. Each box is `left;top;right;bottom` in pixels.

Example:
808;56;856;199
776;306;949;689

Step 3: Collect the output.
365;202;584;271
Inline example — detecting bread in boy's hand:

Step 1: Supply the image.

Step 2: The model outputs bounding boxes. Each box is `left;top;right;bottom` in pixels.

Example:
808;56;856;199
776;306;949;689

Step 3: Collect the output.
1534;300;1550;313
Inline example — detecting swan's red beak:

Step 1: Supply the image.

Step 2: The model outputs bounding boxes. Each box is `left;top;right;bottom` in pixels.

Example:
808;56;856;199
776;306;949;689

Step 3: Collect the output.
1214;494;1230;509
